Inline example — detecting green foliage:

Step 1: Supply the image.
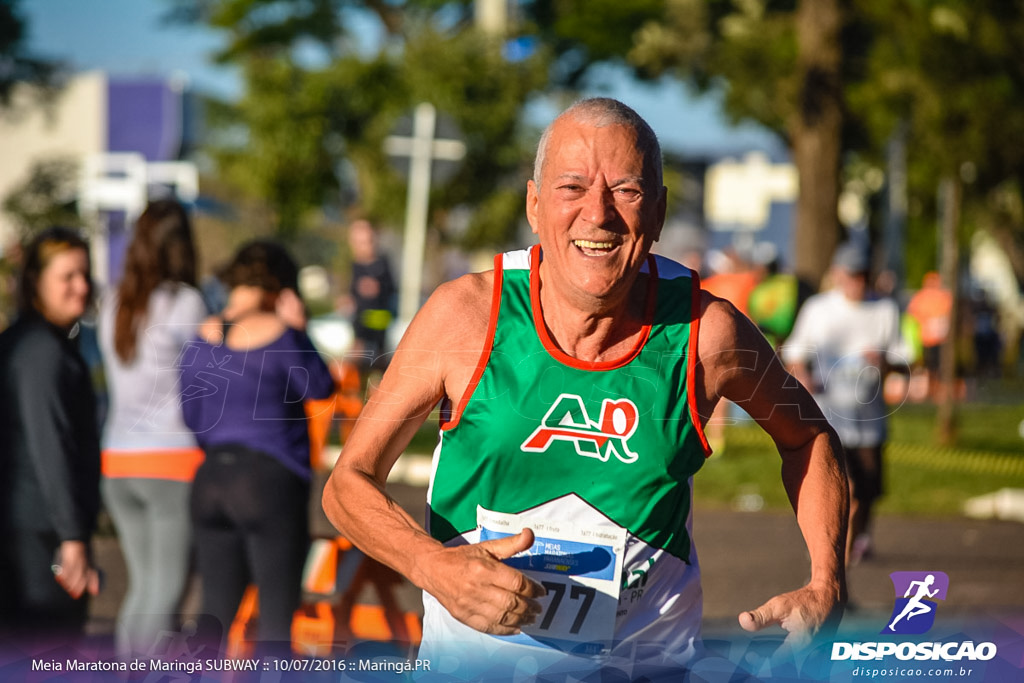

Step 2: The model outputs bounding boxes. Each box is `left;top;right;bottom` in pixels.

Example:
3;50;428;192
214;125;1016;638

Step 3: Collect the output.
399;27;548;246
205;56;341;237
523;0;665;85
621;0;802;137
176;0;1024;283
1;157;83;238
621;0;1024;285
840;1;1024;282
848;1;1024;178
172;0;552;247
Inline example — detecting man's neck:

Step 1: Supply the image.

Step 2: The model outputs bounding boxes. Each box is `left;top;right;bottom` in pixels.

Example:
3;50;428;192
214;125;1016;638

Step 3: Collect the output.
537;272;648;363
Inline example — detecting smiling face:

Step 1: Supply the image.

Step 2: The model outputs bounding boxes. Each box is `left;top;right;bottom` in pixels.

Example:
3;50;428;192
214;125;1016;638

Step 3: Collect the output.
526;116;666;312
35;247;91;329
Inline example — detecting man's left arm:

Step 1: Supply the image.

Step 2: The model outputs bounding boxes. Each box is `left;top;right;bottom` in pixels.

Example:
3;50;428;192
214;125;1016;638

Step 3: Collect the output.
695;292;848;648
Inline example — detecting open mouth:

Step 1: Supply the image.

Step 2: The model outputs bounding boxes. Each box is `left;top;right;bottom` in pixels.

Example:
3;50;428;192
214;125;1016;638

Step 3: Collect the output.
572;239;617;256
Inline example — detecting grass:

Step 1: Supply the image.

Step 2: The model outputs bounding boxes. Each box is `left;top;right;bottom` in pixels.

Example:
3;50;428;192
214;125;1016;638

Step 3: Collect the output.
694;401;1024;517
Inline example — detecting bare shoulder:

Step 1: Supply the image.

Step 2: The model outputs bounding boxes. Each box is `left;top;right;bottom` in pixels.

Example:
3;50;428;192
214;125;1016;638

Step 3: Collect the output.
694;288;784;404
695;290;749;367
402;270;495;351
388;270;495;403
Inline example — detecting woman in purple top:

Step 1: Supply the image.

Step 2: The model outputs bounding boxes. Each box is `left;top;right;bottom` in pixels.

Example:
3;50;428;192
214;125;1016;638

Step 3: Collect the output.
179;240;333;653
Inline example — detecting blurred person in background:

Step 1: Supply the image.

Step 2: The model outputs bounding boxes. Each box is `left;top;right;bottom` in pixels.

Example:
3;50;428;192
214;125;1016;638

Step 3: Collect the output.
0;227;101;644
747;256;812;349
783;242;908;565
98;200;208;658
906;271;953;395
701;246;762;318
969;290;1002;378
338;219;396;383
179;240;333;654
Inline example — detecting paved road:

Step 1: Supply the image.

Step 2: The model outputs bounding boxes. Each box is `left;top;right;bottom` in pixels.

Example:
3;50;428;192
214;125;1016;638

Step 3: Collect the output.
89;476;1024;646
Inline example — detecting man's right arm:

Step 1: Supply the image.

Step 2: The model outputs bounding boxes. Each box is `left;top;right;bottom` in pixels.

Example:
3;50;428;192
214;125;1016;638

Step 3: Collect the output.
322;273;545;635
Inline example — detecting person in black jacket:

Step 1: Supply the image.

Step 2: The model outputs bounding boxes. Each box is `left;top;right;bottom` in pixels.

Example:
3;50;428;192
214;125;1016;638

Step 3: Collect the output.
0;227;102;644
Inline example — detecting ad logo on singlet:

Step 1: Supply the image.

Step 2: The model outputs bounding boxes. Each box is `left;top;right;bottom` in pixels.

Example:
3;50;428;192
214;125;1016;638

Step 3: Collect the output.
521;393;639;463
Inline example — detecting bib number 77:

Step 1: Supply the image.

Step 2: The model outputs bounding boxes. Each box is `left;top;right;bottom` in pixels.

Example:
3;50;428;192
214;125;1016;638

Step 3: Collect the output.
538;581;596;635
476;506;626;645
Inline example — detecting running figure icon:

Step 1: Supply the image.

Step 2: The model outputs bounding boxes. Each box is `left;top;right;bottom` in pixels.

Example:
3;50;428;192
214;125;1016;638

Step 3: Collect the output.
888;574;939;631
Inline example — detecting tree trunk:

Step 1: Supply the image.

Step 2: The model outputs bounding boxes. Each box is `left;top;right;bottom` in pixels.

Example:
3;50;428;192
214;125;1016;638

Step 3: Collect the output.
937;176;961;446
790;0;844;290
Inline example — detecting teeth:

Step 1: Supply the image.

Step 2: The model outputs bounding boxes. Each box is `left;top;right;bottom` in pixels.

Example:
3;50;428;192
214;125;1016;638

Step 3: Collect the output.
573;240;614;250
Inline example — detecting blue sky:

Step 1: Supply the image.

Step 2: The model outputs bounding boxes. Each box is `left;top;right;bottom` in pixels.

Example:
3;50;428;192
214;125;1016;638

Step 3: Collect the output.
22;0;780;157
23;0;239;97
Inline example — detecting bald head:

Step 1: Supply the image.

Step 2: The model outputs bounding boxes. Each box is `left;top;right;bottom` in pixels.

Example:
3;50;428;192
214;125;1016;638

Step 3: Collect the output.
533;98;663;191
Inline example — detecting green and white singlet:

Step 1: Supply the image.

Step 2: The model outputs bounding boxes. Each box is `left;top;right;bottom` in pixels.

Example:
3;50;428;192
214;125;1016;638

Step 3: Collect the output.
420;246;711;676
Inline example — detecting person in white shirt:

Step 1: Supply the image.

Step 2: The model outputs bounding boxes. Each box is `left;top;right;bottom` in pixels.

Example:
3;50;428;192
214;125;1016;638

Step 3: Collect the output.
98;199;209;658
782;242;909;565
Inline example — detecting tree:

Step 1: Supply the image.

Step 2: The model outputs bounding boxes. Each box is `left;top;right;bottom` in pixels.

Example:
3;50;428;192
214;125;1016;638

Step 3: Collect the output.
203;55;341;237
846;0;1024;278
0;0;64;114
167;0;548;246
845;0;1024;439
611;0;847;289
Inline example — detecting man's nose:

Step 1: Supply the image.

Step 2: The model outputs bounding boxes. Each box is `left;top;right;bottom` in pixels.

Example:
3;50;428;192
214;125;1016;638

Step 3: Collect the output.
581;186;616;226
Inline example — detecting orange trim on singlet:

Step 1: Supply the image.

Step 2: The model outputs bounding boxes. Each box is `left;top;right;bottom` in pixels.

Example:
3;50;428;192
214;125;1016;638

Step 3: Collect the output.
440;254;504;431
530;244;657;372
686;270;713;457
101;448;206;482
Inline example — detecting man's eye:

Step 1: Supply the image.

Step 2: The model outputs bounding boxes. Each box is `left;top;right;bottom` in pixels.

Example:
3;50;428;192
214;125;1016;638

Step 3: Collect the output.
616;188;641;198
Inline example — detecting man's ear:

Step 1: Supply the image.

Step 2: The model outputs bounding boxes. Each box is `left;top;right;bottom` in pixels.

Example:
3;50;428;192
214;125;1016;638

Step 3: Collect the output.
526;179;540;235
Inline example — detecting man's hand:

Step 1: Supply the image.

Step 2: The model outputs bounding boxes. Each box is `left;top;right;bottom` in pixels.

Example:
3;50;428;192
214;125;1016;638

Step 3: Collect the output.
415;529;547;636
52;540;101;600
739;583;844;650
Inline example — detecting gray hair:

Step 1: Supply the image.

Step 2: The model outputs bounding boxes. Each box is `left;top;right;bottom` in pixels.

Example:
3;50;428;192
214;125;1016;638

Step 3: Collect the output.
533;98;663;190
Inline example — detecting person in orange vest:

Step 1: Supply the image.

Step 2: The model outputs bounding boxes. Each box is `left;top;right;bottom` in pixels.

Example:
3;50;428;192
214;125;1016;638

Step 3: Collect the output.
906;272;953;395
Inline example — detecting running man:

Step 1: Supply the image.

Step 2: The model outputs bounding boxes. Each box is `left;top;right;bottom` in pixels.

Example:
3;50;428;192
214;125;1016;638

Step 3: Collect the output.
322;98;849;679
888;574;939;631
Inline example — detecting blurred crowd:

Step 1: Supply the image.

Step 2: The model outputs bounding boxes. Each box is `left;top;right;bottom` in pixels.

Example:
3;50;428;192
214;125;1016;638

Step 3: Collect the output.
691;241;1017;395
0;203;1019;655
0;204;397;659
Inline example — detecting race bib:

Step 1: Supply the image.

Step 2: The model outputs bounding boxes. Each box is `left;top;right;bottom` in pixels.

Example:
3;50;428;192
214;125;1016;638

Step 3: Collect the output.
477;506;627;650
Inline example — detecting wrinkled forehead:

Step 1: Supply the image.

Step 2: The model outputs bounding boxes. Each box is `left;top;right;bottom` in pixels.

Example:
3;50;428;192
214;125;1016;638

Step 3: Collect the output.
536;114;663;189
541;118;657;186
